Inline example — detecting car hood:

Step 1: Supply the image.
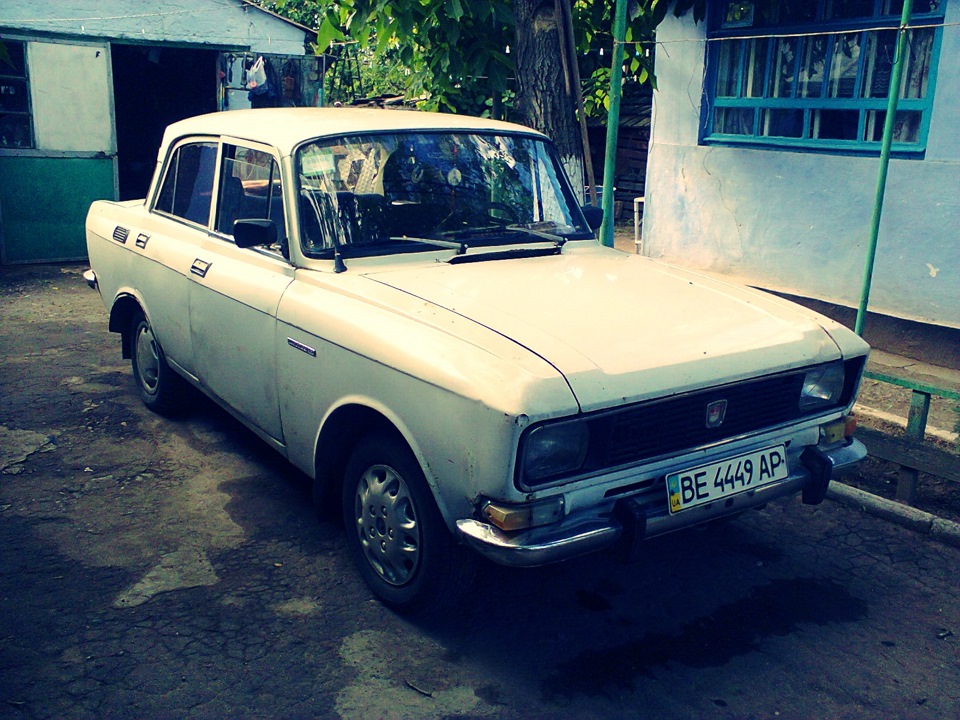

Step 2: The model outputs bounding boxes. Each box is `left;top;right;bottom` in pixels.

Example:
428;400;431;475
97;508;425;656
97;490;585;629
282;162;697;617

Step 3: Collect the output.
363;244;849;413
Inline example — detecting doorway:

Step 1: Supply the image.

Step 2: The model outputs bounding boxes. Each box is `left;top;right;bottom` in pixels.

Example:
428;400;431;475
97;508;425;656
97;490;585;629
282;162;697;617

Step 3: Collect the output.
111;44;219;200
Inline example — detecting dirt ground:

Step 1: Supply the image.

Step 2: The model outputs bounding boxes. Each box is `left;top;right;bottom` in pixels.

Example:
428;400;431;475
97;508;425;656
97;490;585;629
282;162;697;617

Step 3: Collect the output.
2;262;959;719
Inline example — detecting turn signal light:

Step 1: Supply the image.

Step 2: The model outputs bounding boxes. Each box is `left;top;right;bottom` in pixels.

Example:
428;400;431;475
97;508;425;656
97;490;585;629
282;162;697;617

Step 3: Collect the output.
821;415;856;444
481;497;565;532
844;414;858;437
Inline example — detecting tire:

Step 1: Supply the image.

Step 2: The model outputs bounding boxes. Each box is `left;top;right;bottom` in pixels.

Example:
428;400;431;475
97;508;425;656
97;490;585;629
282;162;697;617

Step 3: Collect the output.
342;432;475;614
129;309;189;416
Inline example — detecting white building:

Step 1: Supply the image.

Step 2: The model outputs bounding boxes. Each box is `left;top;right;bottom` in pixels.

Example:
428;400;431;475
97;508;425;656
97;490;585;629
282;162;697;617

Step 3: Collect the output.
0;1;316;263
643;0;959;329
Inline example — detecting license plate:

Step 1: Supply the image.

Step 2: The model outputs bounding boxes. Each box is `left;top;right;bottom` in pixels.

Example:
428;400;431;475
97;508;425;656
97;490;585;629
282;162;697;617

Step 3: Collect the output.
666;445;788;514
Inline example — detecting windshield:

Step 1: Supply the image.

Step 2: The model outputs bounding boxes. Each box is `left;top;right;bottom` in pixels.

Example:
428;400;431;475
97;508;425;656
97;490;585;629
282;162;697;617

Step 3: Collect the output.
296;131;592;259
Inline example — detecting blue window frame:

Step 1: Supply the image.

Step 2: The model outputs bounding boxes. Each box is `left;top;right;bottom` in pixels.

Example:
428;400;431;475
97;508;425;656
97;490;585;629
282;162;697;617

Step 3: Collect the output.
702;0;946;154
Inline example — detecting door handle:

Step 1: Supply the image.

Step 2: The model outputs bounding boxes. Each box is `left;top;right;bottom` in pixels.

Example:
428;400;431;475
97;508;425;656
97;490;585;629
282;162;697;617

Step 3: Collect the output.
135;233;150;249
190;259;212;278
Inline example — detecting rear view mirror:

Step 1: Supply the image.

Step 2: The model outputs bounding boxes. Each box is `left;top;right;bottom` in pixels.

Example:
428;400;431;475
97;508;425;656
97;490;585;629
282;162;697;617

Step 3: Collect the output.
234;218;278;248
581;205;604;231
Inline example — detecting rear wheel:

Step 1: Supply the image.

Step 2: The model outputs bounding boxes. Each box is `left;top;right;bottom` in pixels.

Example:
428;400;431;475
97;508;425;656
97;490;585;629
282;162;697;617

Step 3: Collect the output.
129;309;189;415
342;432;475;613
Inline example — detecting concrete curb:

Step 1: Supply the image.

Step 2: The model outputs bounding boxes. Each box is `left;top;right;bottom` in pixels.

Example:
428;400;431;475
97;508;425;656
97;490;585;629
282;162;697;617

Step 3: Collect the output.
827;483;960;549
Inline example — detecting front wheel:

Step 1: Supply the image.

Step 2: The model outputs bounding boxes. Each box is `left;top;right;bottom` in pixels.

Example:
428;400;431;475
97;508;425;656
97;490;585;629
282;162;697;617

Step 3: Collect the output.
129;309;189;415
342;433;475;614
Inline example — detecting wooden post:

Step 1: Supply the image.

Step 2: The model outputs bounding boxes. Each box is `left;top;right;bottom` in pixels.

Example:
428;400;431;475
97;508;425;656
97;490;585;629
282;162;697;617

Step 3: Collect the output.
896;390;930;504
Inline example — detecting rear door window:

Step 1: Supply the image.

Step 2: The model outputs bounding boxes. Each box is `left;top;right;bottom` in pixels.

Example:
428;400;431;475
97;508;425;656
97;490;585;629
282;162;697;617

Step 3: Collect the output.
154;142;218;226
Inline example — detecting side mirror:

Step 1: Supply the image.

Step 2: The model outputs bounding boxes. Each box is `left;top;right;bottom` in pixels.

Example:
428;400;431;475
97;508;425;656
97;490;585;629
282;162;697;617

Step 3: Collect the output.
581;205;604;231
234;218;278;249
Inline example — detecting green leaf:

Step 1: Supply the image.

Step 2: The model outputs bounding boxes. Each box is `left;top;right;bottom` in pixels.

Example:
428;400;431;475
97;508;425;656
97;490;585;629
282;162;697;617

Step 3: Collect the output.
315;17;343;52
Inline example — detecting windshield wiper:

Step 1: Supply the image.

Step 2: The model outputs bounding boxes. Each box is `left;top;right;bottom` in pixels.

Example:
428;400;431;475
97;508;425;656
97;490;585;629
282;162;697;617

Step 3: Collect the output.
389;235;468;255
505;224;567;247
440;224;568;249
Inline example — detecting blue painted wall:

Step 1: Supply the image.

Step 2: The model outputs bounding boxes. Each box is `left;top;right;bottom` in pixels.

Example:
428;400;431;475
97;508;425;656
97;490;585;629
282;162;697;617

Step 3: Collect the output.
643;5;960;329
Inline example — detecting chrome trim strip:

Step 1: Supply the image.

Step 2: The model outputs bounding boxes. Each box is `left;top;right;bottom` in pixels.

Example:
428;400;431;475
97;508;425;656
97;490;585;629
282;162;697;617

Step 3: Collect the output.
287;337;317;357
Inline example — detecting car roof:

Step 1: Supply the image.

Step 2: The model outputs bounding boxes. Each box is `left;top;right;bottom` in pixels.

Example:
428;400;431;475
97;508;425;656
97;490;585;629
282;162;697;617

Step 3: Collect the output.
160;107;548;157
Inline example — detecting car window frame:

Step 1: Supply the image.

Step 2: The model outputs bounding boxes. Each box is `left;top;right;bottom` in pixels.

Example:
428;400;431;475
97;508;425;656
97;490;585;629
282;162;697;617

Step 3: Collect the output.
150;135;290;261
213;136;288;253
150;135;221;230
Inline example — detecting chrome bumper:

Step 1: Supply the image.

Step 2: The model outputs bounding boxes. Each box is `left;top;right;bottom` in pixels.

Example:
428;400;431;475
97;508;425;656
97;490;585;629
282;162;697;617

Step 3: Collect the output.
456;438;867;568
83;269;98;290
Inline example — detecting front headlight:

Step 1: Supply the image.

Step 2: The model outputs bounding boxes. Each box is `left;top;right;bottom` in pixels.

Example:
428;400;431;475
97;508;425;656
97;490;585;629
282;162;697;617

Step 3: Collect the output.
800;362;845;413
520;420;589;485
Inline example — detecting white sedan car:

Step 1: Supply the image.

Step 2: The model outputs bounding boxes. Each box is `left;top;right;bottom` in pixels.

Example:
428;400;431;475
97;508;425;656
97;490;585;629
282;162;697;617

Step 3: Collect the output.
86;108;869;612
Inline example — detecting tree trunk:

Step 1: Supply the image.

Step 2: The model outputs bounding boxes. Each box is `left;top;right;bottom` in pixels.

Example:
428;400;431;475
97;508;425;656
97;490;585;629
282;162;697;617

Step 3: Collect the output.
513;0;584;196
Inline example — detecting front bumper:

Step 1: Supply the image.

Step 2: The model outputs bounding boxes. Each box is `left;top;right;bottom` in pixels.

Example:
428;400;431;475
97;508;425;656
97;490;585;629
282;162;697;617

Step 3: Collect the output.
456;437;866;567
83;269;98;290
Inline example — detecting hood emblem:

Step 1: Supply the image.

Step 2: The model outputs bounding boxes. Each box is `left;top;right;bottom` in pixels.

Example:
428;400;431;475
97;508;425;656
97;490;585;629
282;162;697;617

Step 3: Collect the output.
705;399;728;428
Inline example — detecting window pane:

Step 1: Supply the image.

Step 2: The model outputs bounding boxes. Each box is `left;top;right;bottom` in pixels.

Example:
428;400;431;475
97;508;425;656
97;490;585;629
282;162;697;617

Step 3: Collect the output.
864;110;922;142
901;28;934;99
799;36;828;98
810;109;859;140
825;0;875;19
884;0;943;15
862;30;896;98
716;40;743;97
760;109;804;138
154;153;179;215
753;0;817;25
721;1;756;27
828;33;862;98
155;143;218;225
0;112;32;148
0;40;27;76
714;107;755;135
217;147;285;239
743;39;769;98
862;29;933;100
768;38;798;98
177;144;217;225
0;78;29;112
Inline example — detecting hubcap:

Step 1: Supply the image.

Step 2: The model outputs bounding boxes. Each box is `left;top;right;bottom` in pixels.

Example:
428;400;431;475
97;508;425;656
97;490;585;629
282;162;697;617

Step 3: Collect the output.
135;322;161;395
353;464;420;586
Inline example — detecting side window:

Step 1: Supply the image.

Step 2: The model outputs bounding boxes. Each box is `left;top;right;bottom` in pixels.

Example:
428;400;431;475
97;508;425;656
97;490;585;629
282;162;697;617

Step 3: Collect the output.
154;142;218;225
0;40;33;148
703;0;945;154
216;145;285;242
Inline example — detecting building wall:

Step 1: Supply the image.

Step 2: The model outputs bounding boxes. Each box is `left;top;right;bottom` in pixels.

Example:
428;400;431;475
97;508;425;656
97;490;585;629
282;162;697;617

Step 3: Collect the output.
0;156;114;263
0;38;115;262
0;1;309;262
643;6;960;329
0;0;307;55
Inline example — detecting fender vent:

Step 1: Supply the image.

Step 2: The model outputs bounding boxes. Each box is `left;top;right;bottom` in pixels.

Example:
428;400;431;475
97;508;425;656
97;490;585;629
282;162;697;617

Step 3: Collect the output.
112;226;129;244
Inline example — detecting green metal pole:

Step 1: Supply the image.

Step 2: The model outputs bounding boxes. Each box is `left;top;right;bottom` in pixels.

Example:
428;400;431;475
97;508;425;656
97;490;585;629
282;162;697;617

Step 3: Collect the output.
855;0;913;336
599;0;629;247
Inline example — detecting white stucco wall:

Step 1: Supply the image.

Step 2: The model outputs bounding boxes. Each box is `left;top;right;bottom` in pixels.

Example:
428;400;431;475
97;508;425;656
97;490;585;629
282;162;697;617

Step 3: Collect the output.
644;9;960;329
0;0;308;55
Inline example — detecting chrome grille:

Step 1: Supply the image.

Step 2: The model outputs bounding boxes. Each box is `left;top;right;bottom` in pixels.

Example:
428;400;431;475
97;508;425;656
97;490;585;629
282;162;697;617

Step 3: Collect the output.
517;358;865;490
595;372;805;467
